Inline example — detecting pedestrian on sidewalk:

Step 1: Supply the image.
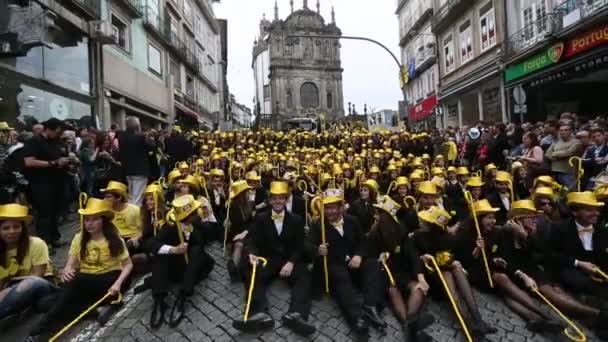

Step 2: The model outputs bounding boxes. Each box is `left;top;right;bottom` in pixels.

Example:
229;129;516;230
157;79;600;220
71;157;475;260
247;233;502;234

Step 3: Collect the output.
117;117;151;206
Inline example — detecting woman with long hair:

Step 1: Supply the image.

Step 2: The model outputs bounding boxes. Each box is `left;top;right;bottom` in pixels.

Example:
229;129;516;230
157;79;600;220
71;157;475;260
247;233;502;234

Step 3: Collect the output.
226;180;254;282
27;198;132;340
0;204;54;319
368;196;433;341
347;179;379;234
511;162;530;200
520;132;546;183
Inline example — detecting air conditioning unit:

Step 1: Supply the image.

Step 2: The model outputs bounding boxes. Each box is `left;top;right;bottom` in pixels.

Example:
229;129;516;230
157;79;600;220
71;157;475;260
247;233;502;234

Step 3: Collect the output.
89;21;115;45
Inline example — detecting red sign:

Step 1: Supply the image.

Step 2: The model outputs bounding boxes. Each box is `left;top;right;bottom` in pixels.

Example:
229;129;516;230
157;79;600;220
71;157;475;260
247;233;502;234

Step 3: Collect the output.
409;95;437;122
565;24;608;57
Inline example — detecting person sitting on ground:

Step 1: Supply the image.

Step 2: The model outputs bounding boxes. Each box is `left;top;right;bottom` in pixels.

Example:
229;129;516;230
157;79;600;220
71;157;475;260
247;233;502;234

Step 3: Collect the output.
101;181;142;255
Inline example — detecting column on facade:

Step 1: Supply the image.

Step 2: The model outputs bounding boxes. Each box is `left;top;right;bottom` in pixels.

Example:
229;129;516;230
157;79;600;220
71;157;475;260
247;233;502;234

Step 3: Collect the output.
478;90;484;121
457;98;463;127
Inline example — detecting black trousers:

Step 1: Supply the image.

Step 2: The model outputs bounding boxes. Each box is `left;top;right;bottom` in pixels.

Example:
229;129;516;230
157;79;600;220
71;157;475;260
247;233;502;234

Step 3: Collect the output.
30;182;61;244
559;267;608;299
243;259;312;319
327;259;384;324
151;245;215;298
30;271;124;336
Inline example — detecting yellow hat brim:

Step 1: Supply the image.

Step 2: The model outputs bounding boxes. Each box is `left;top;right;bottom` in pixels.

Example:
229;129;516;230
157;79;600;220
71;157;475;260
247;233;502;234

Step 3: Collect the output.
0;215;32;223
78;209;115;219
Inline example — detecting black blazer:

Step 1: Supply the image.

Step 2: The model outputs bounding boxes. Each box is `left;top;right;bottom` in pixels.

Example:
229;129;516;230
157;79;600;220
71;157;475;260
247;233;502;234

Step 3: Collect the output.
245;211;309;263
117;129;151;177
486;192;510;225
549;218;608;271
306;214;367;265
144;218;211;255
346;199;374;234
288;193;306;219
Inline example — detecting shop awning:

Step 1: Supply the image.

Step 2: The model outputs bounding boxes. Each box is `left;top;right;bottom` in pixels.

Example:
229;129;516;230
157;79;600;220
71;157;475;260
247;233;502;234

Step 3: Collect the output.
175;101;199;121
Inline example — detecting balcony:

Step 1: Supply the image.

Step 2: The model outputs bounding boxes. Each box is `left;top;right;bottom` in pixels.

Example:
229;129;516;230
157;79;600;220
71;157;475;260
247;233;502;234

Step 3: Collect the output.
168;31;188;62
116;0;144;18
143;7;171;45
555;0;608;30
399;5;434;46
505;12;562;58
432;0;472;33
69;0;101;19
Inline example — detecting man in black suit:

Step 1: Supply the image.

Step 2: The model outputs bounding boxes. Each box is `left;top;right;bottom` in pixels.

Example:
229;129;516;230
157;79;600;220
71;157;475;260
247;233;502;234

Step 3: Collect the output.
283;172;306;218
117;116;152;206
232;181;315;336
550;192;608;299
307;189;385;339
486;171;512;225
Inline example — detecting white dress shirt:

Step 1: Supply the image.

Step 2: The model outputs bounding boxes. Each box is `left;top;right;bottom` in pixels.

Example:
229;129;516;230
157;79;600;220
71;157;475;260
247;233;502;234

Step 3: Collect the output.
331;218;344;236
248;189;256;203
576;221;594;252
272;210;285;236
500;193;511;210
213;188;222;206
158;223;192;254
286;194;294;213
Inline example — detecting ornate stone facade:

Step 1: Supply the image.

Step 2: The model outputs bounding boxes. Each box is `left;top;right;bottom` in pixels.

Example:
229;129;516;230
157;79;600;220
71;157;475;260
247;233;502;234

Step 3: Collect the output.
252;1;344;119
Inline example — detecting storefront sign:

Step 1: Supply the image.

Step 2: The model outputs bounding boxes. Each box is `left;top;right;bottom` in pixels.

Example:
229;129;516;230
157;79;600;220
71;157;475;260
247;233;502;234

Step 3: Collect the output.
530;53;608;88
565;24;608;57
409;95;437;122
505;43;564;82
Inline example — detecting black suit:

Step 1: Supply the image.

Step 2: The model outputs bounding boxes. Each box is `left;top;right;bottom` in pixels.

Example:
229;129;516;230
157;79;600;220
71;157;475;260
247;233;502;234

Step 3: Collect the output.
145;219;215;298
242;211;312;318
306;215;382;324
347;199;374;234
486;192;510;225
117;129;151;177
549;219;608;297
287;193;306;219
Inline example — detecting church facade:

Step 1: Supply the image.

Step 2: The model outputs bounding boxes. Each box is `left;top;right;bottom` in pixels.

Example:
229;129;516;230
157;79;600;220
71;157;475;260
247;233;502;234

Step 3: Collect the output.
252;0;345;119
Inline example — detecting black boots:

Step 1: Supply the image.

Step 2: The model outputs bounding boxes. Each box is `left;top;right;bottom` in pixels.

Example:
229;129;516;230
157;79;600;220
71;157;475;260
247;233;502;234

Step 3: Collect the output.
282;312;316;336
232;312;275;332
403;313;434;342
362;305;386;329
169;294;187;327
150;297;167;329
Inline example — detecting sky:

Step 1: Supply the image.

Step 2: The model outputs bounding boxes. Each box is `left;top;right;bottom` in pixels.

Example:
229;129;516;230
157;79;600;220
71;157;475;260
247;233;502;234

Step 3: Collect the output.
213;0;403;113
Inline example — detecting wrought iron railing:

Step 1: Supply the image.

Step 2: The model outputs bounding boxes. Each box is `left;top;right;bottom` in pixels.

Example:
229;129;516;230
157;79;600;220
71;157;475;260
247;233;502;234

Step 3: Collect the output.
143;7;171;43
555;0;608;27
117;0;144;17
505;12;562;57
73;0;101;18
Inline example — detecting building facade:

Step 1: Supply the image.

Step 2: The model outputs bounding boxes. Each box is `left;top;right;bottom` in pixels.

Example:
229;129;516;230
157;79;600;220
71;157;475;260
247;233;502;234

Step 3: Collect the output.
396;0;440;128
252;0;345;120
228;93;252;129
368;109;399;131
503;0;608;122
0;0;224;131
432;0;508;128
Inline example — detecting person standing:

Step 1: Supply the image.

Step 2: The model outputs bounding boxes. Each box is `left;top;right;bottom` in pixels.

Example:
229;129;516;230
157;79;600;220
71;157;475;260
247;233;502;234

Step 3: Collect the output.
546;123;583;191
117;117;151;206
23;118;68;250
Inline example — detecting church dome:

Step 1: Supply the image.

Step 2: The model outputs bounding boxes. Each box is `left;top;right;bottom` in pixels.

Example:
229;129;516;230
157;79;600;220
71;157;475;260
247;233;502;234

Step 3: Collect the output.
284;8;325;29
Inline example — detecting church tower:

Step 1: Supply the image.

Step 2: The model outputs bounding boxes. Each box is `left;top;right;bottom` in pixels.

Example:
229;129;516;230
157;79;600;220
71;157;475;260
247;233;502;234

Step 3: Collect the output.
252;0;344;119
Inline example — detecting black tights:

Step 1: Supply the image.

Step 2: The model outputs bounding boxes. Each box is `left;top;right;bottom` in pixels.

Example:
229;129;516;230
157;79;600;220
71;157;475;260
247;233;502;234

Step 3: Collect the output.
442;263;483;321
492;272;552;322
389;281;427;322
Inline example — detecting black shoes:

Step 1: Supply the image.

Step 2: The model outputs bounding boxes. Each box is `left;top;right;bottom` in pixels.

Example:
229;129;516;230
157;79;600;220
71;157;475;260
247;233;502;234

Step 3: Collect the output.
150;298;167;329
227;260;239;283
362;305;386;329
471;320;497;336
96;305;118;326
354;317;370;335
169;294;187;327
133;276;152;294
232;312;275;332
282;312;316;336
526;319;563;333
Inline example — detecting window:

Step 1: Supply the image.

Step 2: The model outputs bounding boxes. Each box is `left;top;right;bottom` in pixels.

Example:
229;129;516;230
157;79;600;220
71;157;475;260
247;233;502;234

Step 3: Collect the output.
300;83;319;108
170;60;181;90
327;92;333;109
111;14;129;52
522;0;548;41
263;85;270;100
480;2;496;52
186;75;194;97
286;90;293;108
459;21;473;64
147;0;161;29
194;16;202;38
184;0;192;21
167;12;179;41
148;43;162;76
443;35;455;73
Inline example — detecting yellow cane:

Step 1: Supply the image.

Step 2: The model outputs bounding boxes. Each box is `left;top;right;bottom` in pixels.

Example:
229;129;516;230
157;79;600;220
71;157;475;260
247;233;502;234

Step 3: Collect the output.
78;193;88;231
176;224;189;264
319;194;330;294
297;179;310;228
424;256;473;342
532;288;586;342
464;191;494;288
569;157;584;192
49;292;122;342
244;256;268;322
152;191;159;236
386;181;397;196
381;253;396;287
223;199;231;256
592;268;608;283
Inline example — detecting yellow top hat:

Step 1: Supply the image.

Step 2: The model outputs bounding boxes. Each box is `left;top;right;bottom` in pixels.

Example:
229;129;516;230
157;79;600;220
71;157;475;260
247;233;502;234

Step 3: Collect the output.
78;198;114;219
172;195;202;222
322;188;345;205
410;158;423;167
245;170;261;181
0;122;12;131
435;154;444;160
395;176;409;187
145;183;163;196
369;165;381;174
466;176;485;188
0;203;32;223
418;206;452;230
495;171;512;183
167;169;182;184
229;180;251;200
172;125;182;133
342;163;352;170
447;166;457;173
418;181;439;196
532;186;554;200
484;163;497;173
534;175;555;188
332;163;344;175
432;176;446;189
422;153;430;160
209;168;225;178
410;169;425;182
594;185;608;200
101;181;128;199
177;175;200;191
456;166;469;176
472;199;500;216
431;167;445;176
195;159;205;166
362;179;379;193
211;154;222;161
567;191;605;208
509;200;541;218
269;181;289;196
511;161;524;170
386;164;397;172
373;195;401;223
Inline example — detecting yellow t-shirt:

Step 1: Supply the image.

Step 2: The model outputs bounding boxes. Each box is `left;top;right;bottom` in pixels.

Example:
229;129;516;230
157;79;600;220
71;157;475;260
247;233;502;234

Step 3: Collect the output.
69;233;129;274
113;203;141;239
0;237;53;281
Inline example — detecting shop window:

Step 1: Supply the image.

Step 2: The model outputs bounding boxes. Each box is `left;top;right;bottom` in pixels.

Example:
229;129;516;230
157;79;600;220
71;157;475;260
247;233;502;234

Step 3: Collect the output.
459;21;473;64
443;35;455;73
480;2;496;52
300;82;319;108
148;43;162;76
111;14;130;52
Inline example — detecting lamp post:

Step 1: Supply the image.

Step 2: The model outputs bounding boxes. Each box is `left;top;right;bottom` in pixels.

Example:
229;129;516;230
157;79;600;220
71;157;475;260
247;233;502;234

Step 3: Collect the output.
287;34;408;129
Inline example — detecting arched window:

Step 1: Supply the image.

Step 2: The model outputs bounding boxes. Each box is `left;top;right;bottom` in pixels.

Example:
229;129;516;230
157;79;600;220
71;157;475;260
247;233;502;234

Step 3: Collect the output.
327;92;333;109
300;82;319;108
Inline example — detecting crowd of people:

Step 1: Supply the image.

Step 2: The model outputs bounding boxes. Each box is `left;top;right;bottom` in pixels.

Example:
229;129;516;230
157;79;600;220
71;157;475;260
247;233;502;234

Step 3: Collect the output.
1;113;608;341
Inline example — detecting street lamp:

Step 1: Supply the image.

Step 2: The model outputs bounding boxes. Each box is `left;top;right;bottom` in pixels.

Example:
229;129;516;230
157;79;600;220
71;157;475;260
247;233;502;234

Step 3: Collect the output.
287;34;408;129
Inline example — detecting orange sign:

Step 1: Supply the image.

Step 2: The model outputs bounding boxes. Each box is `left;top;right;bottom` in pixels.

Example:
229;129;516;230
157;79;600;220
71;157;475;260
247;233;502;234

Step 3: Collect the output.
565;24;608;57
